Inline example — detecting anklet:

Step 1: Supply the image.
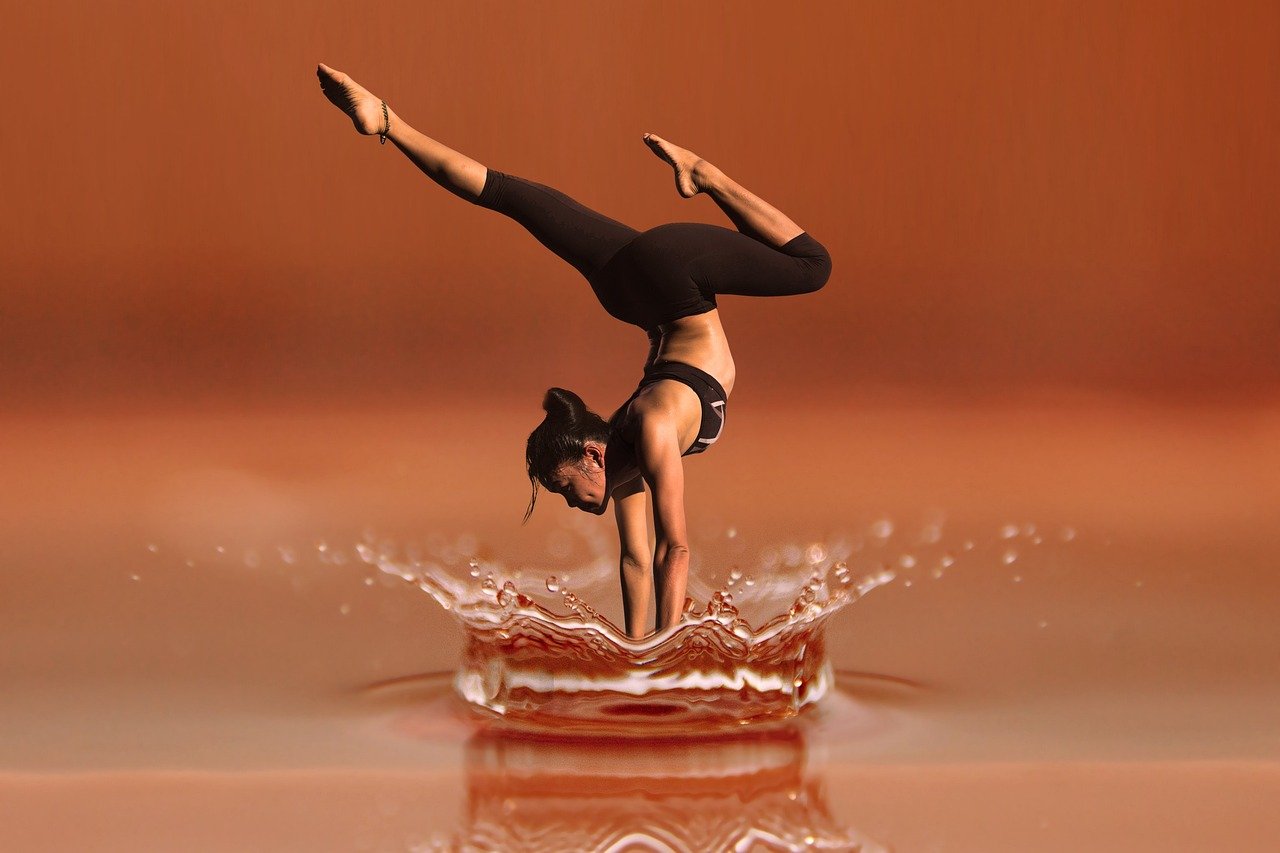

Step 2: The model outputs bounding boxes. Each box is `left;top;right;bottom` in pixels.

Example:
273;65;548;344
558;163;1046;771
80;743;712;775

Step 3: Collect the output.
379;100;389;144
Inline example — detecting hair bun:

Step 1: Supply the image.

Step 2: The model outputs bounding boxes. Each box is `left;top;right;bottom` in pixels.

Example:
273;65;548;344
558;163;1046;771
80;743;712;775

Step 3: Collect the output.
542;387;585;423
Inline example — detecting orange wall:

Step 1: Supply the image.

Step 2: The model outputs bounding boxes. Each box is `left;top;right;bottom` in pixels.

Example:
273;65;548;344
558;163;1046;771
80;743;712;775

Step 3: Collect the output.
3;0;1277;407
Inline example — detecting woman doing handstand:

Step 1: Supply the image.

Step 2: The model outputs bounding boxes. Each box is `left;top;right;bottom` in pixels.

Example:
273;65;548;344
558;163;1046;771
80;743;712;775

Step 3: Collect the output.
317;63;832;639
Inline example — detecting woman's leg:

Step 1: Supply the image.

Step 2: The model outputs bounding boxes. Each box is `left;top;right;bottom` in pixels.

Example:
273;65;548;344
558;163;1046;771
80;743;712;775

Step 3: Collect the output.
643;132;804;248
471;169;640;281
642;133;832;296
317;63;639;280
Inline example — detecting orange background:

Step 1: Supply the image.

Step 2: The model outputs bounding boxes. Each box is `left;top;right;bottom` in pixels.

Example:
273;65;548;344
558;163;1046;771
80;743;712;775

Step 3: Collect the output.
3;0;1277;409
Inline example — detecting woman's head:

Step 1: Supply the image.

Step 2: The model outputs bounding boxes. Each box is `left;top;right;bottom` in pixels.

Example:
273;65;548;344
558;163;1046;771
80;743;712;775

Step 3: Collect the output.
524;387;611;522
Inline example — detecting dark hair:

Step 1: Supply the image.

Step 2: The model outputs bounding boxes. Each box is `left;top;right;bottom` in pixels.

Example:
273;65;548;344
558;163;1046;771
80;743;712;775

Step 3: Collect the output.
523;387;610;523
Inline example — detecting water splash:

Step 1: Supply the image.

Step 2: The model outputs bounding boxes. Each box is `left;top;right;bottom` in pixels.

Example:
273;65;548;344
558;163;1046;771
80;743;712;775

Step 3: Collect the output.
369;539;895;737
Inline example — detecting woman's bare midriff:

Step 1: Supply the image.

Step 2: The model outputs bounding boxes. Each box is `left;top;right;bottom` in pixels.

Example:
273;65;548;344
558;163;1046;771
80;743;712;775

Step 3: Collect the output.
652;309;736;396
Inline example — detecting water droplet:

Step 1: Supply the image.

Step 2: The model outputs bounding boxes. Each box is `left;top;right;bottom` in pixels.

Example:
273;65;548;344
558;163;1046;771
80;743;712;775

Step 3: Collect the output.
129;574;141;582
1002;548;1018;565
356;543;376;564
940;553;956;568
726;527;738;539
1037;619;1048;629
899;554;917;568
744;577;756;587
278;547;296;565
903;579;913;587
146;543;159;553
1022;523;1037;536
317;541;329;553
1134;580;1145;588
362;577;374;587
545;576;561;593
184;559;196;568
805;543;827;565
920;524;943;544
1012;575;1022;583
339;603;351;616
1060;526;1077;541
729;568;743;581
870;518;893;539
1032;535;1043;544
1000;524;1019;539
962;540;975;551
930;567;944;579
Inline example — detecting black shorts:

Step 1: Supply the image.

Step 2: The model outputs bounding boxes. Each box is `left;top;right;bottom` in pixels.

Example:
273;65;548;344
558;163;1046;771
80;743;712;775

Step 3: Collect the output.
473;169;831;332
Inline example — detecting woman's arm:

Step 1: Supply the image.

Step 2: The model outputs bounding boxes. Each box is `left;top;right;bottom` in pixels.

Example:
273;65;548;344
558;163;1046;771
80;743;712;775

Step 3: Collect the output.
635;413;690;631
612;476;652;639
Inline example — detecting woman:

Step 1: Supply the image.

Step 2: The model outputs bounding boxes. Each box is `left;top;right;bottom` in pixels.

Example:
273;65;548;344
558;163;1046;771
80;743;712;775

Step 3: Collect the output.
317;63;831;638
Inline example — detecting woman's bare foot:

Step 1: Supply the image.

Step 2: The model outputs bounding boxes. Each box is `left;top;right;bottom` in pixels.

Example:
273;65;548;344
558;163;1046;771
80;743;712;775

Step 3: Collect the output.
316;62;393;137
642;133;720;198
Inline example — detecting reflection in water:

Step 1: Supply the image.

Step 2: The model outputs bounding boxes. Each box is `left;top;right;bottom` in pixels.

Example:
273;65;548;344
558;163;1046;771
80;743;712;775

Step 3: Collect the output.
368;673;907;852
439;727;884;852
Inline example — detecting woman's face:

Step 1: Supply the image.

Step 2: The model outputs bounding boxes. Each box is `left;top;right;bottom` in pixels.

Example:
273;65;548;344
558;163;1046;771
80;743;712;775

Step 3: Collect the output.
547;447;607;514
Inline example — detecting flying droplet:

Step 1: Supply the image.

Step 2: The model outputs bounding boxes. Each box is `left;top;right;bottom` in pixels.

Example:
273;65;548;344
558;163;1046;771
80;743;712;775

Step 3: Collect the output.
545;576;561;593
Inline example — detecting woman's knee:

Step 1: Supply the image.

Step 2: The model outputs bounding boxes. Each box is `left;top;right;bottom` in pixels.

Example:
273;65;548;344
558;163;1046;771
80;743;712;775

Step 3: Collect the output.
796;248;832;294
